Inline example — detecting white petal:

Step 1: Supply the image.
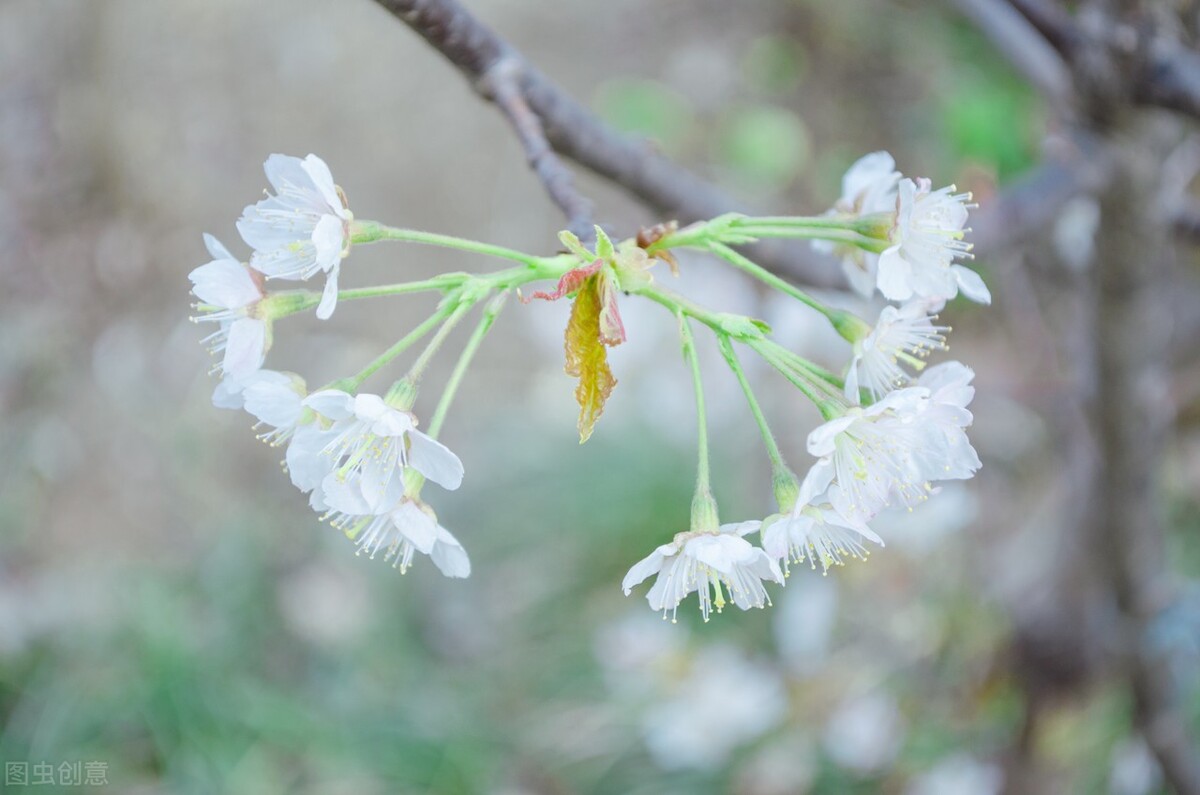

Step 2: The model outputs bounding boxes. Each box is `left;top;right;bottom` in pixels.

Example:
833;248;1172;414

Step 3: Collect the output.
622;544;675;594
263;153;310;195
312;214;345;272
301;154;343;214
687;534;754;574
430;525;471;578
211;377;247;409
952;265;992;305
407;431;465;490
352;393;389;421
798;459;835;505
321;475;372;515
358;453;404;514
761;518;793;560
242;378;303;428
876;247;914;301
843;356;862;403
189;259;261;308
303;389;355;420
315;261;339;320
391;501;439;553
807;415;856;457
720;520;762;538
203;233;237;262
222;319;267;377
843;151;895;188
286;424;338;492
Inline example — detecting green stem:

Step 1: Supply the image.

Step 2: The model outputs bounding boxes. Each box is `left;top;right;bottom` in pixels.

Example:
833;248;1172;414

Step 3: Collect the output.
749;338;844;419
706;241;832;318
678;313;710;492
347;299;458;390
759;339;845;393
718;335;789;475
351;220;544;266
337;274;469;301
426;292;508;439
735;214;858;229
729;226;888;251
405;297;477;386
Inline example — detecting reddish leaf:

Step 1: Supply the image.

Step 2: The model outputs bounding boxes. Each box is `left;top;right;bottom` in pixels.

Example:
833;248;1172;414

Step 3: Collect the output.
597;271;626;346
522;259;603;303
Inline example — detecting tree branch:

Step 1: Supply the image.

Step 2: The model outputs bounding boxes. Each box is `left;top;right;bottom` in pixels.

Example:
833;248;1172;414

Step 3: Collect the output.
951;0;1074;102
370;0;841;286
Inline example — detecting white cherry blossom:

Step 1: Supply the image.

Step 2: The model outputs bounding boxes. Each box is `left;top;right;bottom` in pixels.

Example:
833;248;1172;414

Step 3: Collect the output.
877;177;989;304
622;523;783;622
237;154;351;320
910;361;982;482
242;370;307;446
761;462;883;574
328;493;470;577
809;374;981;519
813;151;902;296
189;234;269;377
807;388;936;519
844;299;949;402
302;389;463;515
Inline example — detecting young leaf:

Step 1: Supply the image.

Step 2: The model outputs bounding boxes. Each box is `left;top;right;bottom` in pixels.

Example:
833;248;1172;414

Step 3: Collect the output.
564;276;617;443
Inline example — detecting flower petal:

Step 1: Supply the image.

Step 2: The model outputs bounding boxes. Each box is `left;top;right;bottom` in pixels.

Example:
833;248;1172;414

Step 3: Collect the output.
407;431;465;491
222;319;267;377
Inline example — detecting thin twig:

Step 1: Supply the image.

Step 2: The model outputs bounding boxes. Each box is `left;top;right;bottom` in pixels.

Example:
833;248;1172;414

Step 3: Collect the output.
480;58;595;242
370;0;841;287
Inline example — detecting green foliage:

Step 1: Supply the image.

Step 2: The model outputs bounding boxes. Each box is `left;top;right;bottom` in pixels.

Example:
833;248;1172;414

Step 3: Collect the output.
593;79;694;154
715;105;810;192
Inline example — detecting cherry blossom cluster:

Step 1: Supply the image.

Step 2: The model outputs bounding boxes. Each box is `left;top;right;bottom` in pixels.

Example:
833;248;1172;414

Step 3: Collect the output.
191;154;470;578
622;152;986;622
189;150;987;622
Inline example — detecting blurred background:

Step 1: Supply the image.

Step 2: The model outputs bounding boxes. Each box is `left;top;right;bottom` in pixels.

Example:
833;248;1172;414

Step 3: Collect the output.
1;0;1197;792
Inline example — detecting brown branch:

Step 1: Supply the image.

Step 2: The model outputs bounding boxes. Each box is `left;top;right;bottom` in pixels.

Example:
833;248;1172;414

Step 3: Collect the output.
1005;0;1083;54
1006;0;1200;121
1136;36;1200;120
370;0;842;287
951;0;1074;102
479;58;595;242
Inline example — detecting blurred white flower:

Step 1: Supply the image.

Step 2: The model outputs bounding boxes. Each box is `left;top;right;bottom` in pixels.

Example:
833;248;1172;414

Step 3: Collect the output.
622;523;784;622
237;153;351;319
761;462;882;574
773;572;838;676
845;299;949;402
1110;737;1162;795
736;731;819;795
641;645;787;771
593;611;686;698
814;151;901;296
905;753;1002;795
276;561;371;648
189;234;269;377
303;389;464;515
333;496;470;577
877;178;989;305
823;692;905;774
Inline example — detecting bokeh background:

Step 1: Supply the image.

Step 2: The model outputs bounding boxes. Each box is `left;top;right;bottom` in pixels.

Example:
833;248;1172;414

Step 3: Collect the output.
1;0;1196;793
